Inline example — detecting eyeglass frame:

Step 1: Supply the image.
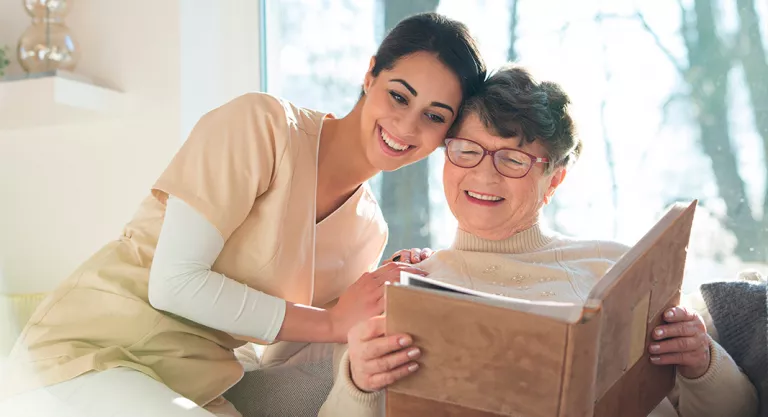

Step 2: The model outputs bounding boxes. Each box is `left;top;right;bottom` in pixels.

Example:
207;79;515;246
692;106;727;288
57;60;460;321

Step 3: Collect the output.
443;137;551;179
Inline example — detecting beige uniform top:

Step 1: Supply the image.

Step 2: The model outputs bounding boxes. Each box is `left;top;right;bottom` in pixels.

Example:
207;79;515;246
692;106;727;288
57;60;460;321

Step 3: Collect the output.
5;93;388;406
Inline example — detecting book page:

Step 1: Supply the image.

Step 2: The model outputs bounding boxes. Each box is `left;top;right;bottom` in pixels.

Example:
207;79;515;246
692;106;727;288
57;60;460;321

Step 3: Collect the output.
398;272;585;323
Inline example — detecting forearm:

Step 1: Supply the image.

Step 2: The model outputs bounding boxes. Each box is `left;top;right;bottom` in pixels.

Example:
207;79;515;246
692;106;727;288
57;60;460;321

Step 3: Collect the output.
150;196;347;345
675;338;758;417
271;303;338;343
319;348;383;417
149;196;287;342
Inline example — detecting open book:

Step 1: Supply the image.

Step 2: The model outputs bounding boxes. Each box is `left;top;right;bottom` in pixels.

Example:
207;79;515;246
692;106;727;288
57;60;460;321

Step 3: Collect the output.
385;201;698;417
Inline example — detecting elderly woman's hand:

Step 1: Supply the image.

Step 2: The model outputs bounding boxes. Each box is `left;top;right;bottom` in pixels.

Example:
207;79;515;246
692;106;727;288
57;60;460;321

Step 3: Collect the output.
649;306;711;379
347;315;421;392
384;248;435;264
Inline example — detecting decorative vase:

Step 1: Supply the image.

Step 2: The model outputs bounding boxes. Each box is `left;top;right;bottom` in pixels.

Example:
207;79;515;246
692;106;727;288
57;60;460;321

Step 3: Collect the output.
17;0;79;73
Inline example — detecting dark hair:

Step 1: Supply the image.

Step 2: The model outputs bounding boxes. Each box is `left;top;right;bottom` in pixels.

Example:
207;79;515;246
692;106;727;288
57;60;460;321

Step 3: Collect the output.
365;12;486;100
453;64;581;169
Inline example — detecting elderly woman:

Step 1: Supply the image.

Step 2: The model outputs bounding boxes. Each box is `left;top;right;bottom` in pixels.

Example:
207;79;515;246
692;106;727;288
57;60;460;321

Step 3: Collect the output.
317;66;759;417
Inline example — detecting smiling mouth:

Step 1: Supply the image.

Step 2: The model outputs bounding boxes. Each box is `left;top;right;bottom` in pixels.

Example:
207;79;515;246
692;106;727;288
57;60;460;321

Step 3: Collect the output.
379;125;413;154
465;190;505;205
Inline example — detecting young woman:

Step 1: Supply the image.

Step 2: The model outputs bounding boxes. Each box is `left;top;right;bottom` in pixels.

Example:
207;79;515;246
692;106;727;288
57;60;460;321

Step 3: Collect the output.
0;13;487;417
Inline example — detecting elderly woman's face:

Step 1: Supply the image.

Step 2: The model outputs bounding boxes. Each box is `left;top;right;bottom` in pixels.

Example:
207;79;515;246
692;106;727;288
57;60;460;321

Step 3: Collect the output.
443;113;566;240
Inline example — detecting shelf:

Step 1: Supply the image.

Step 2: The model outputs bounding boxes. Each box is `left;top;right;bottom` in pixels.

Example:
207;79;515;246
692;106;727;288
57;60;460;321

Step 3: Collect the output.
0;70;124;130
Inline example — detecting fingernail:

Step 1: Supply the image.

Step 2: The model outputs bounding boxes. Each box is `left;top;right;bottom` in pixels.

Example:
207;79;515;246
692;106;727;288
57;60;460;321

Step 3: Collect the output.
665;310;674;319
408;363;419;372
655;329;664;337
407;348;420;358
650;356;661;362
398;337;410;347
649;344;660;353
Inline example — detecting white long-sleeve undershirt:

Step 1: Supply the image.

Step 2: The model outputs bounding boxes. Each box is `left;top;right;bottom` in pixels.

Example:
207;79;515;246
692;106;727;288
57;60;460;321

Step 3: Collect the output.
148;196;286;343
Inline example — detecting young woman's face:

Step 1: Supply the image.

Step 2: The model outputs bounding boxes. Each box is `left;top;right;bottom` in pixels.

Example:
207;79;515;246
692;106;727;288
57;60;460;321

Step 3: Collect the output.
359;52;463;172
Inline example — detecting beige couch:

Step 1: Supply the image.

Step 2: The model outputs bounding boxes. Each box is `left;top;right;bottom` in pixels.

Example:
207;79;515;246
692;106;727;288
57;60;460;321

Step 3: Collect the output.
0;293;48;356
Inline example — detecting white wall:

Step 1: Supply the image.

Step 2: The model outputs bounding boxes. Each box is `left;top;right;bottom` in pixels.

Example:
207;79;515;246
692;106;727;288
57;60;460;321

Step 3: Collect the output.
0;0;263;294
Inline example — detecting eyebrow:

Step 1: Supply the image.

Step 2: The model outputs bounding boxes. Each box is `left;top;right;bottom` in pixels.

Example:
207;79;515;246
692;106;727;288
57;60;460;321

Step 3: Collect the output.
389;78;456;116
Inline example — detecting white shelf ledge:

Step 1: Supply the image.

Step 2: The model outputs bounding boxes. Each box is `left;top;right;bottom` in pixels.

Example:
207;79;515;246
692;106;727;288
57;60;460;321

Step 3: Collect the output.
0;70;124;130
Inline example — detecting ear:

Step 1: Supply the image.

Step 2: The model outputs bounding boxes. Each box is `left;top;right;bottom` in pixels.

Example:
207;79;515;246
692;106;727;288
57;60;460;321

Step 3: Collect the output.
543;167;566;205
363;56;376;95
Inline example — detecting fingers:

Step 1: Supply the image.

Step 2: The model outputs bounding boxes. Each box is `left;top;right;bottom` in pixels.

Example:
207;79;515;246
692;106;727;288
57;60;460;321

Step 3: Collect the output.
649;334;708;355
371;263;427;280
360;335;419;365
649;306;711;374
653;320;704;340
365;361;420;392
397;266;429;277
408;248;434;263
650;348;709;367
662;306;697;323
384;248;435;265
383;253;402;265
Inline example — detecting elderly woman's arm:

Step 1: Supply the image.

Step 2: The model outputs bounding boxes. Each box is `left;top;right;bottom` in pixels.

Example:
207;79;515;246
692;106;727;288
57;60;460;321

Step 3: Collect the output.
649;306;759;417
318;347;383;417
319;316;419;417
672;338;758;417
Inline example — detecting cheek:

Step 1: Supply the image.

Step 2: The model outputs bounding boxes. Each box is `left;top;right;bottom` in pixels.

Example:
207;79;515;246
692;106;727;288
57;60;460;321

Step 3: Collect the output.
412;124;449;158
505;178;540;205
442;164;463;201
362;92;389;124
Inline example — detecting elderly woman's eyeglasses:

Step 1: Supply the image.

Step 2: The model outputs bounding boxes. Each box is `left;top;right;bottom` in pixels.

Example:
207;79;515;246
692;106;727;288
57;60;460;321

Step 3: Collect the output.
444;138;550;179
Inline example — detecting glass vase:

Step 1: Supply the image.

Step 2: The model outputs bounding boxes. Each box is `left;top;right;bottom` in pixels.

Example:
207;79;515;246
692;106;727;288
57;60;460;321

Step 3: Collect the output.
17;0;79;73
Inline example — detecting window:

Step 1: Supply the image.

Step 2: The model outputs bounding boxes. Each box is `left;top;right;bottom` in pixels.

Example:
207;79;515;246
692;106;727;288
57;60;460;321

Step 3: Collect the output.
262;0;768;293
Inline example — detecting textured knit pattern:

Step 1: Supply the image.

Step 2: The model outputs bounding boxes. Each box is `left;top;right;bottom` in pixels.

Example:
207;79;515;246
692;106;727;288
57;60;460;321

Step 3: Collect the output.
700;277;767;417
226;359;334;417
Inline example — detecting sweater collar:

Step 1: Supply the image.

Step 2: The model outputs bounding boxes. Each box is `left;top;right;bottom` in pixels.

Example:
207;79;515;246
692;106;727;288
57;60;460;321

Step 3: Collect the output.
451;223;554;254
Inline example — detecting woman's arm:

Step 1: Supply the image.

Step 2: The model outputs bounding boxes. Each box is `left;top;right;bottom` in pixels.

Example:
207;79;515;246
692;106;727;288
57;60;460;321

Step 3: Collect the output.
674;340;759;417
648;306;758;417
149;196;427;344
319;316;418;417
150;195;328;343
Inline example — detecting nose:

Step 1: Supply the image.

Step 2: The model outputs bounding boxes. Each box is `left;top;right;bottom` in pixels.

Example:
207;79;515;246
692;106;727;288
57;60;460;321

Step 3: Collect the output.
473;153;502;180
396;110;421;139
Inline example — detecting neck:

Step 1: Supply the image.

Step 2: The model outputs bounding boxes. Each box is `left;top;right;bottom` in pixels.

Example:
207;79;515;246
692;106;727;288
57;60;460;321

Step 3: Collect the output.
452;223;555;254
317;99;379;194
463;212;541;242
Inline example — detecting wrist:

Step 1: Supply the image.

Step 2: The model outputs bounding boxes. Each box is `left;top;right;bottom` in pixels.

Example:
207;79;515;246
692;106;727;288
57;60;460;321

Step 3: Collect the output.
679;345;712;380
327;306;346;343
679;364;709;379
348;359;375;393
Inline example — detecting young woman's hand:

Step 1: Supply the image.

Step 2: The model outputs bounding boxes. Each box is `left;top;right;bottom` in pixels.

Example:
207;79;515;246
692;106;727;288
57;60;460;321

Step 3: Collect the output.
328;263;426;343
347;315;421;392
384;248;435;264
649;306;711;379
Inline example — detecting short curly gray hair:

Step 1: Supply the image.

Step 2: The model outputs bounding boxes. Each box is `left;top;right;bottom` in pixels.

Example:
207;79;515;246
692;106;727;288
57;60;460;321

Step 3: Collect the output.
450;64;582;170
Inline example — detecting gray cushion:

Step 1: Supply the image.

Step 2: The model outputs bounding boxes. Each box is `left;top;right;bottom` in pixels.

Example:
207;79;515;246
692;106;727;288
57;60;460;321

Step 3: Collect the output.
224;355;334;417
700;279;767;417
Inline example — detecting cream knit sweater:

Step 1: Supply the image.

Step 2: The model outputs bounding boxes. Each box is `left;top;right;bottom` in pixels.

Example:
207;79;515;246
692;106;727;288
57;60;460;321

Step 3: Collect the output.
318;224;759;417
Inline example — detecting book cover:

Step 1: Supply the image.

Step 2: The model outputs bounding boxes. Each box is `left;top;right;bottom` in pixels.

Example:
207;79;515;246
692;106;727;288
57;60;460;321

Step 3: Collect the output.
385;201;697;417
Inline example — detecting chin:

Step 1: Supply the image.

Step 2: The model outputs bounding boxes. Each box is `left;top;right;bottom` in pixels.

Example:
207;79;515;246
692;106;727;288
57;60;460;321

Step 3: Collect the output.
458;219;497;236
366;145;404;172
367;123;422;171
